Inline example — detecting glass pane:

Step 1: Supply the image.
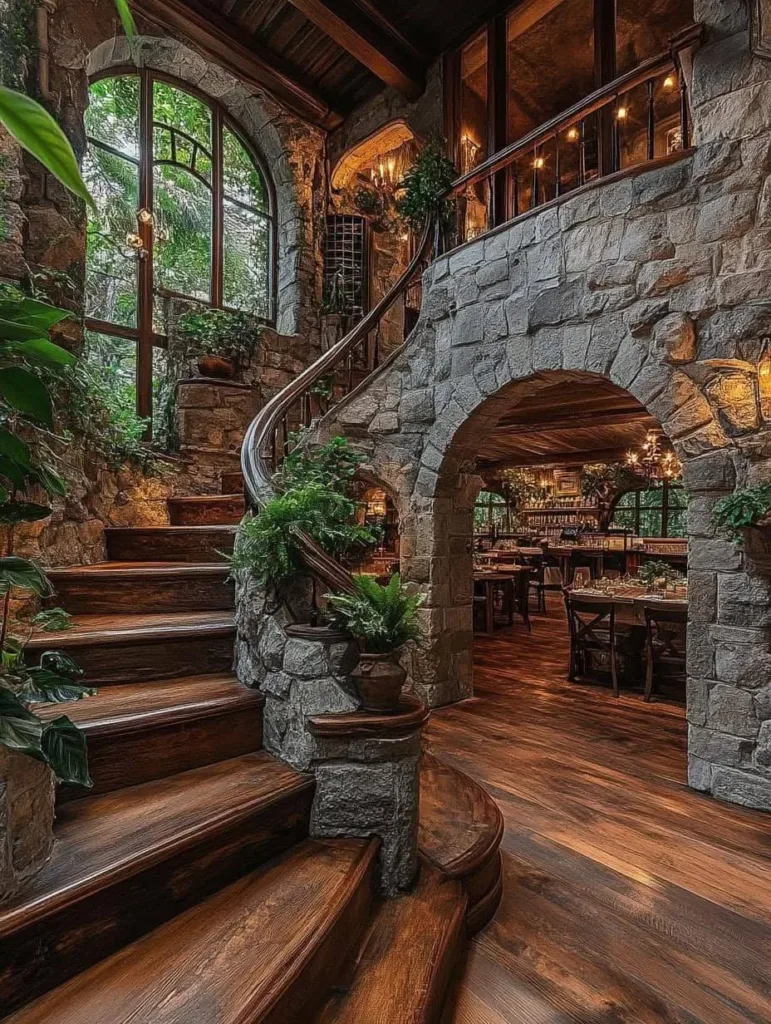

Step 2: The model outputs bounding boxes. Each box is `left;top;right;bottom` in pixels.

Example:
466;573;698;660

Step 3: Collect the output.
611;506;637;532
84;330;137;410
223;127;268;213
507;0;595;144
616;0;692;76
86;76;140;159
153;163;212;301
667;508;686;537
83;145;139;327
639;509;663;536
640;486;664;508
153;344;172;446
153;80;211;152
668;485;687;509
459;31;488;172
223;200;271;315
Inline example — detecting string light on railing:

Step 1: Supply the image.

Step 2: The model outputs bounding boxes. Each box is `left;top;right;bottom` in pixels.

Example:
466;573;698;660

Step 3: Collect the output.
533;156;545;169
616;105;628;121
663;75;676;90
566;127;579;142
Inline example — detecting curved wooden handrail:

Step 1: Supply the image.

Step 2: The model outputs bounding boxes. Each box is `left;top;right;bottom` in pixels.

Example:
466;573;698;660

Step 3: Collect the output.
241;217;435;594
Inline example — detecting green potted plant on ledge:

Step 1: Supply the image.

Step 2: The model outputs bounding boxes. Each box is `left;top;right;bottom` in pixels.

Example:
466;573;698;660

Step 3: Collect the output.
177;307;261;380
712;484;771;571
326;573;424;713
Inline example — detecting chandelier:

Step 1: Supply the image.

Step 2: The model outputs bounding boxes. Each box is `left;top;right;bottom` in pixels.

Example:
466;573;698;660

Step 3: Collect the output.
625;431;681;481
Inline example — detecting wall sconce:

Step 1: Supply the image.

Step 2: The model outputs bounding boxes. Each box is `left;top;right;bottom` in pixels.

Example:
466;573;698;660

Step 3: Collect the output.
137;208;154;226
758;336;771;421
124;232;148;260
663;75;675;90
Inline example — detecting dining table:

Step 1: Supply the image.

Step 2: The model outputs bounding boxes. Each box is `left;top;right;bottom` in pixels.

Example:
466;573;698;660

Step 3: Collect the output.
473;566;531;634
569;584;687;625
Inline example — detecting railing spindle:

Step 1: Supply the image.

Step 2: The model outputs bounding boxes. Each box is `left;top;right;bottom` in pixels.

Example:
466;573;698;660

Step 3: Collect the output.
646;78;655;161
679;69;690;150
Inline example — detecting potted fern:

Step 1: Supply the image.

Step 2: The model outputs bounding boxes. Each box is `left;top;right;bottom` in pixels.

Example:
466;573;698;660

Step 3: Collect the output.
326;574;424;712
712;484;771;572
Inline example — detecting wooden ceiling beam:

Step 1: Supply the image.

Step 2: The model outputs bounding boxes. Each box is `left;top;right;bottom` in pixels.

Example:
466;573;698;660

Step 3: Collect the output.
282;0;425;99
478;446;635;468
132;0;344;129
493;408;654;434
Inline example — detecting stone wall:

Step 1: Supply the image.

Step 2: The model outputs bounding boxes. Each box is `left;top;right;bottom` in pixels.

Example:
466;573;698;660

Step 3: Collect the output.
234;573;422;894
313;0;771;812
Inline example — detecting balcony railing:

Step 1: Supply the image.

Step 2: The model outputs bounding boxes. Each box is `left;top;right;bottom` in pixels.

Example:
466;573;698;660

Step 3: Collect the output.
446;25;702;251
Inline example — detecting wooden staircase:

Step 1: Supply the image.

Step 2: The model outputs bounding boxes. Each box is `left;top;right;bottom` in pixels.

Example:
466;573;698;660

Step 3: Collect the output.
1;471;502;1023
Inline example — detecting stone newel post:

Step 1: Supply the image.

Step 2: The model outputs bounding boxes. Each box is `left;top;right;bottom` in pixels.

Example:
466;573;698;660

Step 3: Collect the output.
0;750;55;904
235;572;426;894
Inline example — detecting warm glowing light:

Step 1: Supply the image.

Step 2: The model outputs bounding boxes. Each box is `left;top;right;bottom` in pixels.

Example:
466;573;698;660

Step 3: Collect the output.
616;106;628;120
533;156;545;169
663;75;675;90
137;208;153;225
566;127;579;142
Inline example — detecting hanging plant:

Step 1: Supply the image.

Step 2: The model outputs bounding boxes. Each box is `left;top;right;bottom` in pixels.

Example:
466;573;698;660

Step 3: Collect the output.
396;139;457;228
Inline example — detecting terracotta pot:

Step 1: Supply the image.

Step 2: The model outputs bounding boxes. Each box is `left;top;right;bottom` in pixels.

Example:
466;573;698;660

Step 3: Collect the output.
352;651;406;713
197;354;236;379
741;524;771;574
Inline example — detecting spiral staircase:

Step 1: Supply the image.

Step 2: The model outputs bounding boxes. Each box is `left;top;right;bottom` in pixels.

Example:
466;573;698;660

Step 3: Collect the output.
0;217;504;1023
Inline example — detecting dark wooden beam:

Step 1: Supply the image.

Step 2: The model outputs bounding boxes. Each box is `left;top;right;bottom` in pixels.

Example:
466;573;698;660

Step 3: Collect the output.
478;446;635;468
132;0;343;129
282;0;425;99
494;408;654;434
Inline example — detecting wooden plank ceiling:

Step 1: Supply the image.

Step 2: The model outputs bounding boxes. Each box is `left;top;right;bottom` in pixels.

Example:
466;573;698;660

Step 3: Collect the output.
133;0;507;127
477;376;660;469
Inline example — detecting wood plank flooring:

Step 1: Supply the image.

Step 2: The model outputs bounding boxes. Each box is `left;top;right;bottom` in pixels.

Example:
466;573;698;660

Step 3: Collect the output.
429;595;771;1024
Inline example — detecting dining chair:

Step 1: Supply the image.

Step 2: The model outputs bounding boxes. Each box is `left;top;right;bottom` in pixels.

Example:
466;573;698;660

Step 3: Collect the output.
564;591;619;696
572;566;592;588
643;603;687;702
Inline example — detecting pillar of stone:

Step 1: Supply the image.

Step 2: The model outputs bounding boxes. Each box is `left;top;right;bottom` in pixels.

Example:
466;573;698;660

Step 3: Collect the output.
234;571;426;894
0;750;55;904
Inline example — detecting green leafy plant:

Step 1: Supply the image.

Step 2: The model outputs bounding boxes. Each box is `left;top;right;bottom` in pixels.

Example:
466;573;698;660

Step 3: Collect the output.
231;484;379;586
581;463;641;505
277;433;365;493
712;484;771;542
177;307;261;370
637;560;684;587
396;139;456;228
326;573;424;654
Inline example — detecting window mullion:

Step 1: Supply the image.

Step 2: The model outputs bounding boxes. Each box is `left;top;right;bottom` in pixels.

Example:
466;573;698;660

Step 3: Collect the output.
211;103;224;308
137;69;154;436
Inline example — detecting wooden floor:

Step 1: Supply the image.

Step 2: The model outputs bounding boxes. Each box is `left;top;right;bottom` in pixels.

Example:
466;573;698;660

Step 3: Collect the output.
428;596;771;1024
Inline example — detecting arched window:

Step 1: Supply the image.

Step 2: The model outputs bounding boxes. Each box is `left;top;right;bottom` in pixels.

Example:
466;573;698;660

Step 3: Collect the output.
83;70;276;432
611;480;686;538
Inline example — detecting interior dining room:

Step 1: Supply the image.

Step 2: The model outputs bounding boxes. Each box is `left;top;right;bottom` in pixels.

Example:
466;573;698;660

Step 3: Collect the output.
468;374;688;750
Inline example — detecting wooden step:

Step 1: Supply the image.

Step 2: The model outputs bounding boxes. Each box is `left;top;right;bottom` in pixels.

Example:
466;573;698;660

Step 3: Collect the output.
221;470;244;494
419;753;504;935
0;752;314;1013
38;674;264;800
5;837;377;1024
105;525;236;563
168;494;245;526
315;862;466;1024
48;561;234;614
25;611;235;685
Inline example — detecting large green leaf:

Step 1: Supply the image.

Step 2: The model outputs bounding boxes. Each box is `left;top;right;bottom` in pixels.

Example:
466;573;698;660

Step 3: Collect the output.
19;338;76;368
0;427;31;468
0;296;70;331
0;556;53;596
0;455;29;490
0;687;44;759
0;367;53;426
32;463;67;497
114;0;137;37
0;501;51;524
0;86;92;207
0;317;48;342
23;668;95;704
39;650;83;677
41;716;92;787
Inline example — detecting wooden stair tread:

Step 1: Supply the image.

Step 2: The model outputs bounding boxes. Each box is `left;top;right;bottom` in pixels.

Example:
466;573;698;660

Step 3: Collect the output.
104;525;237;534
315;862;466;1024
0;752;311;939
5;838;377;1024
26;610;235;649
49;561;229;579
419;752;504;879
35;673;261;734
167;495;244;505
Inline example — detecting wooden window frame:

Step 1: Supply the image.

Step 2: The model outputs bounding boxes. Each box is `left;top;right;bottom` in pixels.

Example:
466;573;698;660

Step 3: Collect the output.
85;68;278;434
613;480;684;538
